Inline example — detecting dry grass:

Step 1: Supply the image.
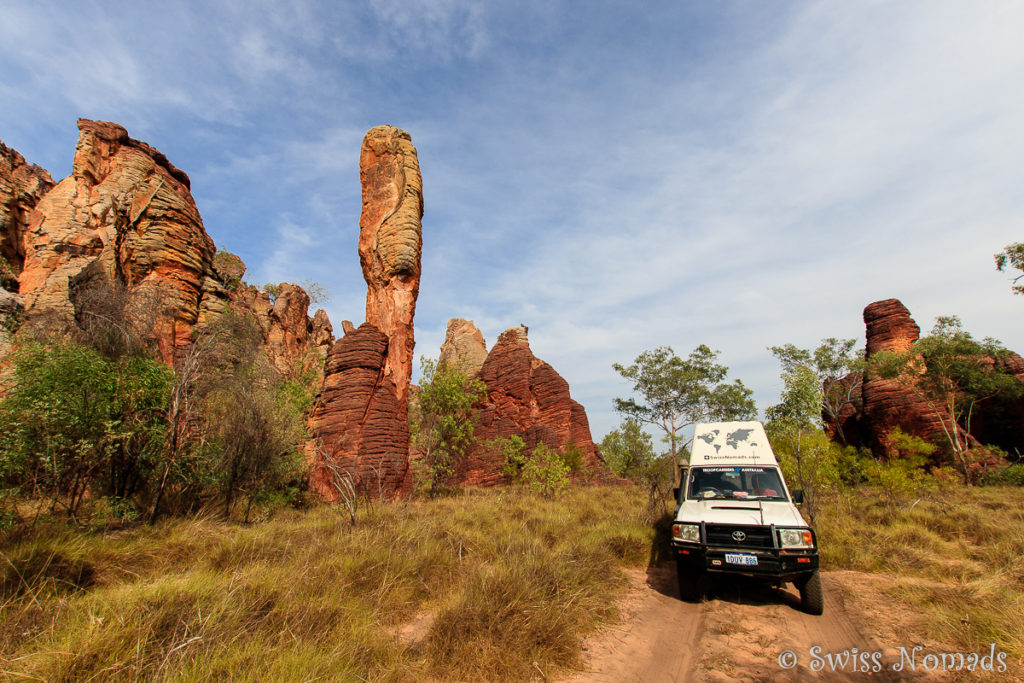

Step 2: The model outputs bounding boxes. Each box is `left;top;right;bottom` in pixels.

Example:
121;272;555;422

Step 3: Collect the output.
0;486;652;681
816;485;1024;659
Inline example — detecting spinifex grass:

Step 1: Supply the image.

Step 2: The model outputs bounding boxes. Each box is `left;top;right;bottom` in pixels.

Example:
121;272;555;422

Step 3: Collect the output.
816;485;1024;659
0;486;652;681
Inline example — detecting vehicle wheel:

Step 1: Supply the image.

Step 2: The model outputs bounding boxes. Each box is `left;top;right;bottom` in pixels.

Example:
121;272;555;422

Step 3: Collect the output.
798;570;824;615
676;562;706;603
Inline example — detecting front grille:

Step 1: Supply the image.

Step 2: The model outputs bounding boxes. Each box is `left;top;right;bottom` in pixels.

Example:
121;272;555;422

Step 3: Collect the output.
705;524;775;549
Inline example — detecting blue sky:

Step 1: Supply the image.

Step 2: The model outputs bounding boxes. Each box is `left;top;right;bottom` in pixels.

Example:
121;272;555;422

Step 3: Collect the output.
2;1;1023;442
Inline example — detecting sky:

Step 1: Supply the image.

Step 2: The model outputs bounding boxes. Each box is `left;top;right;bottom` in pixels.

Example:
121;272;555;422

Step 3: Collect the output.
2;0;1022;443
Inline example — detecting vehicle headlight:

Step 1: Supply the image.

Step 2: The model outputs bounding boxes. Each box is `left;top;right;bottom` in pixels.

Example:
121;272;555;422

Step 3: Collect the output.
672;523;700;543
778;528;815;549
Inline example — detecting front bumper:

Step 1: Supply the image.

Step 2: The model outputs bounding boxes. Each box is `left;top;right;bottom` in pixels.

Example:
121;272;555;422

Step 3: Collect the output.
674;543;818;581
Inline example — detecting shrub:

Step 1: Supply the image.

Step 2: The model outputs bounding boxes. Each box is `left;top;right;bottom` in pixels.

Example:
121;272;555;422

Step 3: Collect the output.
0;339;172;521
410;357;486;497
519;444;571;495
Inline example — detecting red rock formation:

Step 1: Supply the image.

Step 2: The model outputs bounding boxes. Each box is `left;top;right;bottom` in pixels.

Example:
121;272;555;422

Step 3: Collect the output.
860;299;949;456
17;120;216;362
438;318;488;376
308;323;410;498
358;125;422;407
462;325;609;486
1;141;54;291
826;298;1024;459
233;282;332;376
0;123;331;376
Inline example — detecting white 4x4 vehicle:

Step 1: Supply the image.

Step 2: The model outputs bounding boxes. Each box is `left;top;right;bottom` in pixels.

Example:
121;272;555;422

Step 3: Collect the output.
671;421;823;614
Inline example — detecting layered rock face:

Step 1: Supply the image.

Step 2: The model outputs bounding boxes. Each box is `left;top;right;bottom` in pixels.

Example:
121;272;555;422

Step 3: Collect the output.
463;325;607;486
16;120;219;362
0;121;331;376
826;298;1024;458
309;323;410;498
860;299;949;455
1;141;54;291
234;282;333;375
358;125;423;407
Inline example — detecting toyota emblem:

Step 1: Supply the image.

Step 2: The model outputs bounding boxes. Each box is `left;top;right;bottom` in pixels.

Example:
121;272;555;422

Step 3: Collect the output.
731;530;747;542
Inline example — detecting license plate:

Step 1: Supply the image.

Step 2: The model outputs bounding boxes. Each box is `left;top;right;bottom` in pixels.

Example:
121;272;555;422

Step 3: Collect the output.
725;553;758;566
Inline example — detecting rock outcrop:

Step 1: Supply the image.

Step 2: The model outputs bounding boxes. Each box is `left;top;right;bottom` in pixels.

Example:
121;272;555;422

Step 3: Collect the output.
462;325;607;486
826;298;1024;459
859;299;949;455
234;282;333;375
438;318;488;376
16;120;218;362
309;323;410;498
358;125;423;407
0;122;332;376
1;141;54;291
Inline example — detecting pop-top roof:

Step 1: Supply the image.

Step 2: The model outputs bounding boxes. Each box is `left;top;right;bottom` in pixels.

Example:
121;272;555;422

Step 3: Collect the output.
688;421;776;466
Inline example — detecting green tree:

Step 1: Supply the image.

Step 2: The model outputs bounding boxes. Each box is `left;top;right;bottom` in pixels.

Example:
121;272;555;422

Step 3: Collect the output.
765;359;836;523
410;356;487;496
994;242;1024;294
872;316;1023;484
0;339;171;521
769;338;865;445
613;345;756;480
600;419;656;480
601;419;674;520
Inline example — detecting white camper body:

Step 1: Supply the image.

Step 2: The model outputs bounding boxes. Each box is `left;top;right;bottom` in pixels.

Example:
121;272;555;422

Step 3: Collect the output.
671;421;823;614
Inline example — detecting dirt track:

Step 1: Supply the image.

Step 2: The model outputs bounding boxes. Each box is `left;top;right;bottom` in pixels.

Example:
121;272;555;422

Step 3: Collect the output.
562;565;952;682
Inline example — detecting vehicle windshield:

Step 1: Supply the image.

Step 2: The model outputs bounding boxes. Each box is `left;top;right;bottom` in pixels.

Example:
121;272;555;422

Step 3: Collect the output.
687;466;788;501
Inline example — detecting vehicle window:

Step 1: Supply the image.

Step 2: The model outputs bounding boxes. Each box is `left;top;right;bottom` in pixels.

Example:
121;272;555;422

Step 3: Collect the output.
687;467;787;501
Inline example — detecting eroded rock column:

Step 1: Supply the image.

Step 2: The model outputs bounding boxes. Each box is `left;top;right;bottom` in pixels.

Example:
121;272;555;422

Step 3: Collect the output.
310;125;423;498
358;125;423;407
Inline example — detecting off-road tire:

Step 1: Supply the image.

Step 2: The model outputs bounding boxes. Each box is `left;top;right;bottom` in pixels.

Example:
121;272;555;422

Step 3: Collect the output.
676;562;706;603
798;570;824;615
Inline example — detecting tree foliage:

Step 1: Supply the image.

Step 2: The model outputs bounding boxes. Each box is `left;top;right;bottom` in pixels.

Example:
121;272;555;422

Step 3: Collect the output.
871;316;1023;484
766;356;836;523
769;338;864;445
612;345;755;476
600;419;674;520
410;357;487;496
0;340;171;521
994;242;1024;295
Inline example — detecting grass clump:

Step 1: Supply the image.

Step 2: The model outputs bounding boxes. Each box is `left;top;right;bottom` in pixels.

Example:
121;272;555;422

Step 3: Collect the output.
817;485;1024;660
0;485;650;681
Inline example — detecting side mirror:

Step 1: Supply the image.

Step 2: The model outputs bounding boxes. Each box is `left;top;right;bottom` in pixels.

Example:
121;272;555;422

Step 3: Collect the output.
792;489;804;504
672;487;680;501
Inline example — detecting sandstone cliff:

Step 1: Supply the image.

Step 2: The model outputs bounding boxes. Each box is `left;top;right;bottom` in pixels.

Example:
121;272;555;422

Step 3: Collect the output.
0;121;331;377
1;141;54;292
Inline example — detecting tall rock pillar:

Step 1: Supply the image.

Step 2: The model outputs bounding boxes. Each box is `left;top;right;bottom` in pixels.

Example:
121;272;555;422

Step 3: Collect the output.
310;126;422;498
358;125;423;406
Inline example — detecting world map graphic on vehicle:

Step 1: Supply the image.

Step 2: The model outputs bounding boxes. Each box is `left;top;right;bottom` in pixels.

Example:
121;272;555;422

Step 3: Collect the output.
697;430;719;445
726;428;753;448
